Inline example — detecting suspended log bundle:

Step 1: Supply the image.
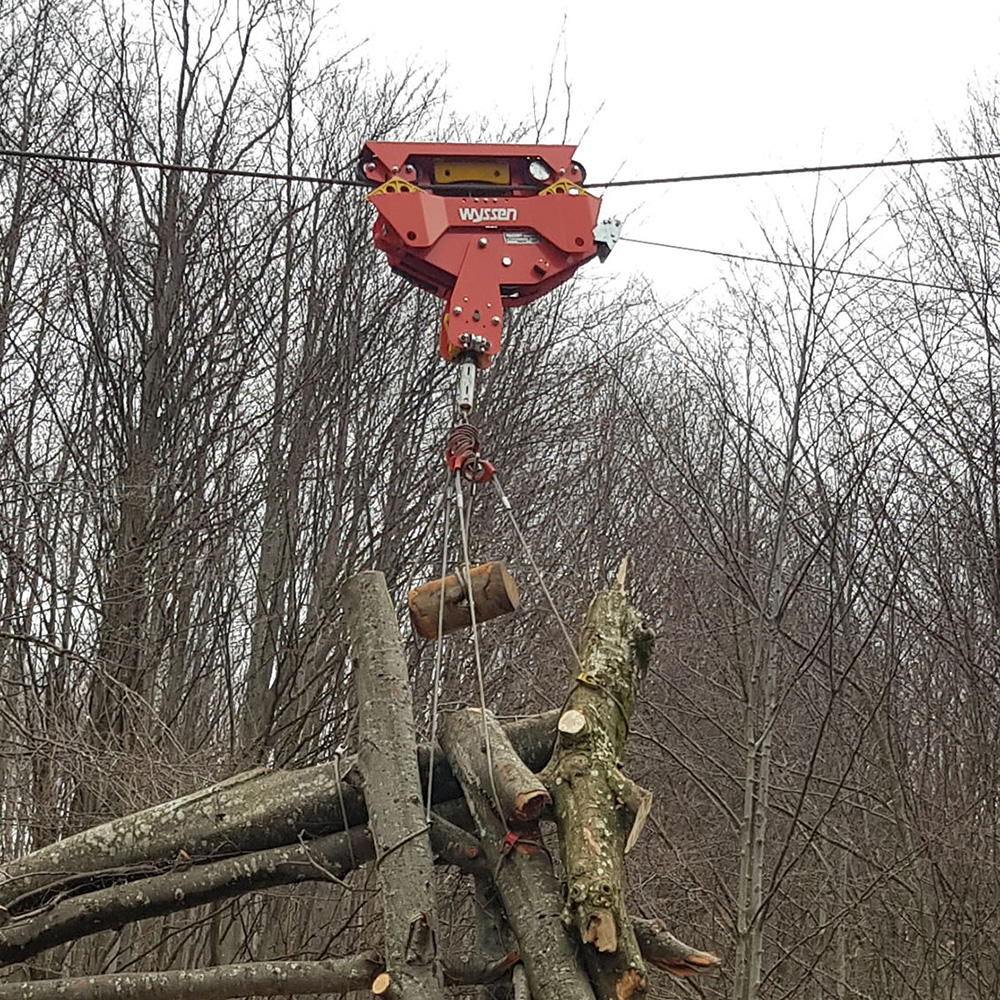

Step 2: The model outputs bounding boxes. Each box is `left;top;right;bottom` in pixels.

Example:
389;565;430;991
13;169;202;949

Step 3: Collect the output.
0;568;721;1000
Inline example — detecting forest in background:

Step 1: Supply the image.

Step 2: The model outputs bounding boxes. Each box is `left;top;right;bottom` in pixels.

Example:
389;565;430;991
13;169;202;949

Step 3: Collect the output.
1;1;999;998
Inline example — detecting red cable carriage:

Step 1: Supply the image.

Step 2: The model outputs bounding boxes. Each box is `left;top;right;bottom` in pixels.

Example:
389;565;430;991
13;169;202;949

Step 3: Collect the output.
359;141;618;369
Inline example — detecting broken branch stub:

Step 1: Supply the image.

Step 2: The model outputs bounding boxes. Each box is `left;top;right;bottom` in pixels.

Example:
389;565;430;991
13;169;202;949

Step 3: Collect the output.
631;919;722;978
409;561;519;639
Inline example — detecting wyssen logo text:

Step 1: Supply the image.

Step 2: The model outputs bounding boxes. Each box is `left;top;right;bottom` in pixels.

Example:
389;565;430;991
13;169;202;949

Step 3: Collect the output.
457;207;518;223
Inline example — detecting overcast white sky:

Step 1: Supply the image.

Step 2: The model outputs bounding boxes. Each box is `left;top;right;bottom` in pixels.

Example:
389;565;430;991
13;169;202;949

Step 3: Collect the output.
336;0;1000;303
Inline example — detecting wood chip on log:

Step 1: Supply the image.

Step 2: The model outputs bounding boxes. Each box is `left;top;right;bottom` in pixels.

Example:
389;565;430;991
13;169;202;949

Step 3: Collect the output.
609;772;653;855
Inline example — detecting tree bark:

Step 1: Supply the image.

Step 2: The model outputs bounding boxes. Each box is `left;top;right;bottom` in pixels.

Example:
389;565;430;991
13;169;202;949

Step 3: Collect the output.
439;709;595;1000
444;952;521;987
344;570;443;1000
512;964;530;1000
545;583;654;1000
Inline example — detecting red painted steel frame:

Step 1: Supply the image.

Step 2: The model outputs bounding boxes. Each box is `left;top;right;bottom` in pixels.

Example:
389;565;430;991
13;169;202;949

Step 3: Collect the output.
361;141;603;368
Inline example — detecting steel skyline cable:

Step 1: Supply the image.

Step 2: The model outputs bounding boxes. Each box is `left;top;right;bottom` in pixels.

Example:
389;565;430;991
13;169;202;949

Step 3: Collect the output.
3;145;1000;191
619;236;974;295
0;143;993;296
589;150;1000;188
0;146;363;187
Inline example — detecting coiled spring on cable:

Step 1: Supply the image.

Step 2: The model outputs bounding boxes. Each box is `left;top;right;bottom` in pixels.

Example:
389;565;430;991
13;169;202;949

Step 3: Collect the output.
444;422;495;483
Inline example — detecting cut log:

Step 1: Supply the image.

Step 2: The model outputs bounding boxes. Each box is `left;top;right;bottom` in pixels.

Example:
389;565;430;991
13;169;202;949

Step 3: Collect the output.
0;815;484;967
546;585;655;1000
0;825;373;965
462;707;551;824
439;709;595;1000
0;954;383;1000
557;709;587;736
409;561;519;639
344;571;442;1000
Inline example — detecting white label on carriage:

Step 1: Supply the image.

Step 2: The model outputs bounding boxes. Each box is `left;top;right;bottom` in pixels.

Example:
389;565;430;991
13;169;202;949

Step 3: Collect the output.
503;231;542;245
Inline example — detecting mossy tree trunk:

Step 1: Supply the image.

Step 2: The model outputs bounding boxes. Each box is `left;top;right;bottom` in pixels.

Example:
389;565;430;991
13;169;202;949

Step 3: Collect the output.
545;579;654;1000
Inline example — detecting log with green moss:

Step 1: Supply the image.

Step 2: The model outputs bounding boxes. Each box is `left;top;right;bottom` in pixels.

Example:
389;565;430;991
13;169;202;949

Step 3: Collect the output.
545;568;654;1000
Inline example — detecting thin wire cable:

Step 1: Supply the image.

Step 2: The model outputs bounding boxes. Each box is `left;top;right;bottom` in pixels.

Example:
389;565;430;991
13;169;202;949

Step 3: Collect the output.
7;144;1000;195
589;149;1000;188
492;476;581;669
454;471;508;832
0;146;363;187
400;483;448;613
332;753;356;869
620;236;976;295
424;477;453;823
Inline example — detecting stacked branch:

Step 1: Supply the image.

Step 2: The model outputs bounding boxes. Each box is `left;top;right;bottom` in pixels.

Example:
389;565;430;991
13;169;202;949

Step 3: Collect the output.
0;713;558;917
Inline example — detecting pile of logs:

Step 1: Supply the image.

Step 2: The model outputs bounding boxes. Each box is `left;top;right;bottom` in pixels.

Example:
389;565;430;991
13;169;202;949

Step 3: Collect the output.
0;569;720;1000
